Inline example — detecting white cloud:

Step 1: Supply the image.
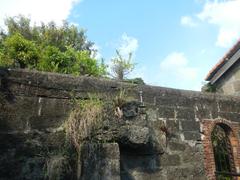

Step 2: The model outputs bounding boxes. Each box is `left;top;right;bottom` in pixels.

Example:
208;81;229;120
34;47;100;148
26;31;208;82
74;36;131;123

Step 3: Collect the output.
158;52;199;90
118;33;139;58
129;65;147;79
0;0;81;27
181;16;198;27
90;44;102;60
197;0;240;47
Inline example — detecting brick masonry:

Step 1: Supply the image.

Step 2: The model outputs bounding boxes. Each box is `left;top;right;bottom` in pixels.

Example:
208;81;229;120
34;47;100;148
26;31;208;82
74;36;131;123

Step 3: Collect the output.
201;119;240;180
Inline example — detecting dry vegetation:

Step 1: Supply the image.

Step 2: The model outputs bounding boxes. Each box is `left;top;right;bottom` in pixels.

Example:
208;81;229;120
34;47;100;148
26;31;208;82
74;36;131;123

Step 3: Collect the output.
65;97;104;152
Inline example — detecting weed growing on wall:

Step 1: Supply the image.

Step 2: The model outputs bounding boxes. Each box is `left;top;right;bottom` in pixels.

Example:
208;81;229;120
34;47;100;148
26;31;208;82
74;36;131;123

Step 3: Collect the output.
113;88;136;118
66;96;104;152
64;95;105;179
66;89;136;151
202;82;217;93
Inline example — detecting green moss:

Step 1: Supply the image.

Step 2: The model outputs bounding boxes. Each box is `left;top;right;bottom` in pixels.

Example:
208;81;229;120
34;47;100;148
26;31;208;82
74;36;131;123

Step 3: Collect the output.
202;82;217;93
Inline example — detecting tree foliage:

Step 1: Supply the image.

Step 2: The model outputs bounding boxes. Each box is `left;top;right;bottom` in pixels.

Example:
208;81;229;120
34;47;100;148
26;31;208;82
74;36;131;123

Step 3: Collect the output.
0;15;106;77
201;82;217;93
3;15;93;52
4;33;39;68
123;77;145;85
111;50;135;80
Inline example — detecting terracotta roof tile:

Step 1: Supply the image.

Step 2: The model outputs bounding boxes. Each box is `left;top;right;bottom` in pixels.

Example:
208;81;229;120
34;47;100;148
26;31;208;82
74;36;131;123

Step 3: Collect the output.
205;39;240;81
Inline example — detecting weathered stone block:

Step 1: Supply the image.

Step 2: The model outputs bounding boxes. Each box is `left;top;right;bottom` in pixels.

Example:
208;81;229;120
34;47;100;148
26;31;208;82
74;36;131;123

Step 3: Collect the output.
126;125;151;147
183;132;201;141
176;108;195;120
221;82;235;95
166;167;189;180
234;69;240;79
182;149;203;163
120;153;161;173
233;80;240;93
168;141;186;151
158;106;175;118
81;143;120;180
166;166;206;180
160;154;181;166
218;99;240;113
218;112;240;122
122;101;140;118
166;120;180;133
121;171;167;180
181;120;200;131
146;108;158;121
45;155;72;180
156;96;178;107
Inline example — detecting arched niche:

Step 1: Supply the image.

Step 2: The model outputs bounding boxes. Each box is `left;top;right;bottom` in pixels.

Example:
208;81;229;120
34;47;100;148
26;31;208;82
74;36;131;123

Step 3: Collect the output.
211;123;236;178
201;119;240;180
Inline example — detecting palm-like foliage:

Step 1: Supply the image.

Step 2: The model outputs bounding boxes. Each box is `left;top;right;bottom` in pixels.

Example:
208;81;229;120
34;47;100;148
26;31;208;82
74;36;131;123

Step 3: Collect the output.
111;50;134;80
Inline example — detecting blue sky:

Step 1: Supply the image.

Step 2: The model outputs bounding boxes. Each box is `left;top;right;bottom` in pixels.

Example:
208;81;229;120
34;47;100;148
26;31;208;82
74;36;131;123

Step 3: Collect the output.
1;0;240;90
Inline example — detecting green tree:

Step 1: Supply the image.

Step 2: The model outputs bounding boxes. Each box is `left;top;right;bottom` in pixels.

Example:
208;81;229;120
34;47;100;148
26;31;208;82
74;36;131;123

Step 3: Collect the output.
37;46;107;76
111;50;135;80
0;15;107;77
4;33;39;68
75;51;107;76
3;16;93;52
39;21;93;52
0;50;14;67
37;46;66;73
4;15;33;40
123;77;145;85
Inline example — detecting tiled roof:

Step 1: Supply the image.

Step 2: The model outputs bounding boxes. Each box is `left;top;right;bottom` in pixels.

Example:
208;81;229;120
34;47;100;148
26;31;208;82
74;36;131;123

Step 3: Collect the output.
205;39;240;81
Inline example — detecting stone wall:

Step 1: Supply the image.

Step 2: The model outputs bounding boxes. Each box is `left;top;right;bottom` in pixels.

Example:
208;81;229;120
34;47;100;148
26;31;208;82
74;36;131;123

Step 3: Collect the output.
1;68;240;180
214;60;240;95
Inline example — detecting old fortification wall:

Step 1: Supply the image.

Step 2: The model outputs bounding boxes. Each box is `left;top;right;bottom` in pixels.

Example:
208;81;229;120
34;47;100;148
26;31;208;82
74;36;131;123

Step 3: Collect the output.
1;68;240;180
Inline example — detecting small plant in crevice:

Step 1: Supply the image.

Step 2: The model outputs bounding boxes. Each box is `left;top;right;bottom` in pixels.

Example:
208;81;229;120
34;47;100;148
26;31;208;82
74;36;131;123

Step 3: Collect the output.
113;89;126;118
202;82;217;93
159;121;171;147
113;89;135;119
160;123;169;136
